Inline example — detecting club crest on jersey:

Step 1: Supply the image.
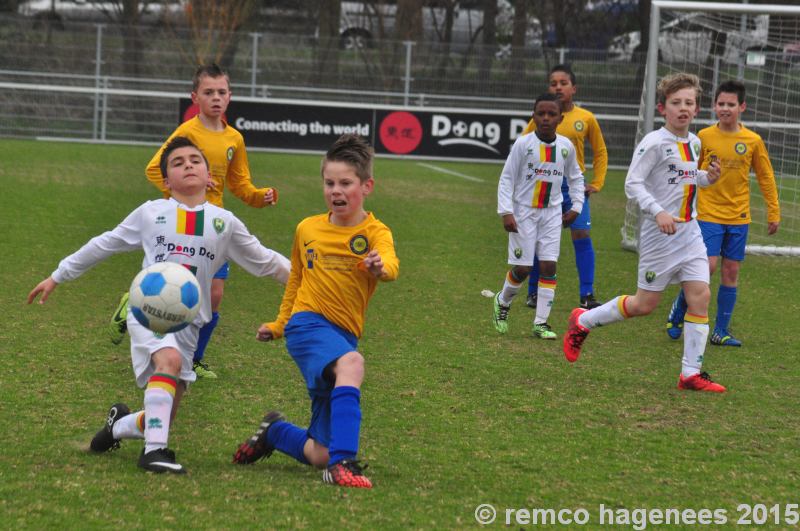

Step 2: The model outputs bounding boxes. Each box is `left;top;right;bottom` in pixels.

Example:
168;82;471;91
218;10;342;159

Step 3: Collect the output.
514;248;523;259
735;142;747;155
213;218;225;234
226;147;234;161
574;121;584;132
645;271;656;283
692;142;700;157
349;235;369;255
561;148;568;158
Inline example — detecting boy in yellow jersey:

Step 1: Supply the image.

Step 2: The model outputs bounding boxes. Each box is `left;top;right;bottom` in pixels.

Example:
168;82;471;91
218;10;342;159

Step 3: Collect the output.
109;64;278;380
564;73;726;393
666;80;780;347
232;134;399;489
522;64;608;311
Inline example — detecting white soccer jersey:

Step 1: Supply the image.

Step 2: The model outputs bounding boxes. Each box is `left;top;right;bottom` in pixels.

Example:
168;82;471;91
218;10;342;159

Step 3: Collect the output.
625;127;714;257
52;198;290;326
498;132;585;218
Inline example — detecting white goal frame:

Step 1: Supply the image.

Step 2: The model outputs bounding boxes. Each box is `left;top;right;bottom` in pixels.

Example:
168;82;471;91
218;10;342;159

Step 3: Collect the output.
622;0;800;257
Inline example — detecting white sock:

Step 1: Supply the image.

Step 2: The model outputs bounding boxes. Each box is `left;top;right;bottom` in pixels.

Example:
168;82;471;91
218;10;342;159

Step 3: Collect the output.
578;296;630;329
499;271;522;306
534;281;556;324
682;319;709;378
143;388;173;454
112;411;145;440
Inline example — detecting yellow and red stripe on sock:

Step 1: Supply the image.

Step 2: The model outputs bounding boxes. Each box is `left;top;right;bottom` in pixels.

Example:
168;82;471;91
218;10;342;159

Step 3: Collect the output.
147;373;178;397
685;313;709;325
136;412;145;433
538;277;557;290
616;295;632;318
506;270;523;287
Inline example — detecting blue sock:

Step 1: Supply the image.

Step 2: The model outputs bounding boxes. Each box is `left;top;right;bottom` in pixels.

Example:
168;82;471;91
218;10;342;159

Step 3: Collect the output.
715;285;737;332
328;386;362;466
266;421;310;465
671;289;688;321
193;312;219;363
573;237;595;297
528;256;540;296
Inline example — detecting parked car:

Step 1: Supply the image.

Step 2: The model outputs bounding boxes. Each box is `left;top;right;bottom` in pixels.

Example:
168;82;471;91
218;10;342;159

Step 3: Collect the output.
607;13;769;64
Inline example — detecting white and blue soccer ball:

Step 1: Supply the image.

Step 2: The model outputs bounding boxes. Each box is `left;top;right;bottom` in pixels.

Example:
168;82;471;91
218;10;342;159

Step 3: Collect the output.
128;262;201;334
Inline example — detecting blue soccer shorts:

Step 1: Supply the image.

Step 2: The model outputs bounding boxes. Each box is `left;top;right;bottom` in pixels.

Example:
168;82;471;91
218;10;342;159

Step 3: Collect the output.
698;221;749;261
213;261;230;280
284;311;358;447
560;180;591;231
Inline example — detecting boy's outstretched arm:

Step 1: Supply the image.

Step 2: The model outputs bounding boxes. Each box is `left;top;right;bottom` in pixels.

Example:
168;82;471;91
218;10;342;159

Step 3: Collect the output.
227;145;278;208
27;277;58;304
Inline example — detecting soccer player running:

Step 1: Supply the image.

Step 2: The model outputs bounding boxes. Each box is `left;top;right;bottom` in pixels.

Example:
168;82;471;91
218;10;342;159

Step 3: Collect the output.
563;73;727;393
110;63;278;380
28;137;290;472
493;93;585;339
522;64;608;311
665;80;780;347
232;134;399;489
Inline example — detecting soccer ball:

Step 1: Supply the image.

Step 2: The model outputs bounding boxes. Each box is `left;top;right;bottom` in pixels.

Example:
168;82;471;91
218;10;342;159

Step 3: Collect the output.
128;262;202;334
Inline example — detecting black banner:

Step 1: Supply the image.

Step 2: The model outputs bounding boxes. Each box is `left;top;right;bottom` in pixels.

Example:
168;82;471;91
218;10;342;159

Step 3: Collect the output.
179;99;531;161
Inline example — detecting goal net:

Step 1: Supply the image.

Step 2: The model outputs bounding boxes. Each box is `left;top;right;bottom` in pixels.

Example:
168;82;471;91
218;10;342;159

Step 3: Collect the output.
621;1;800;256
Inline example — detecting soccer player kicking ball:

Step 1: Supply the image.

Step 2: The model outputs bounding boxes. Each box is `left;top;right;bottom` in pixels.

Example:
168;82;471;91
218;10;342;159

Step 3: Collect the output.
28;137;290;473
563;73;727;393
665;80;780;347
493;93;585;339
232;134;399;489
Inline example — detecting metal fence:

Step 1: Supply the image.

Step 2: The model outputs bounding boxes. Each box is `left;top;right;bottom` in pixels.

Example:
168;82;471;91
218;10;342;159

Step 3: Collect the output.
1;13;649;165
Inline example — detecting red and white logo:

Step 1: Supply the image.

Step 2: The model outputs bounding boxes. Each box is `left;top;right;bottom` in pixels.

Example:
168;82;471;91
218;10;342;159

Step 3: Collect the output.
379;111;422;154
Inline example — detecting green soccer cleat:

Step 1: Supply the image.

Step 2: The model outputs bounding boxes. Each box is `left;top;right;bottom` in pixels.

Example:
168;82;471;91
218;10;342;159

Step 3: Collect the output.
533;322;557;340
109;292;129;345
492;293;510;334
193;361;218;379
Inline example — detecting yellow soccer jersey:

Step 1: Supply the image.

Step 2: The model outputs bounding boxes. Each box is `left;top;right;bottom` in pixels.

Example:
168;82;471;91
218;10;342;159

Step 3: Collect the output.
696;124;780;225
145;116;270;208
266;212;399;339
523;105;608;190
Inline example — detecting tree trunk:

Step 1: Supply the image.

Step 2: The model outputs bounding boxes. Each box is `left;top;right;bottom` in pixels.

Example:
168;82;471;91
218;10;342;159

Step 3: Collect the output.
395;0;423;42
478;0;497;88
510;0;526;87
314;0;342;83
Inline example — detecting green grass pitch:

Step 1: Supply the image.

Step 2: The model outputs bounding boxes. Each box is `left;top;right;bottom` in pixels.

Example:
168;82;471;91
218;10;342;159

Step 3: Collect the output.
1;139;799;528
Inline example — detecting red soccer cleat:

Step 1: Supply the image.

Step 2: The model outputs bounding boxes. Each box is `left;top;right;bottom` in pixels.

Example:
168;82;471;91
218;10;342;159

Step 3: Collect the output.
563;308;590;363
322;460;373;489
678;372;726;393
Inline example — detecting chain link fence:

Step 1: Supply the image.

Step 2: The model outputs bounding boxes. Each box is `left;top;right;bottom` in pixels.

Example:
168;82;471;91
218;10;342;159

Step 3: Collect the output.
0;13;646;164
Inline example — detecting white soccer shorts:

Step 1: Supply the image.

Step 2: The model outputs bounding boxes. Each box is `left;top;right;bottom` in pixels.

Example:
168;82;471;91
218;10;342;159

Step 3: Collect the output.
128;314;199;388
507;205;563;266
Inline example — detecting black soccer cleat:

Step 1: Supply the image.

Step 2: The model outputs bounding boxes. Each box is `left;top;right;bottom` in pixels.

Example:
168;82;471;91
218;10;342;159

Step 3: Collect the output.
233;411;286;464
526;293;538;309
138;448;186;474
90;403;131;453
579;293;602;310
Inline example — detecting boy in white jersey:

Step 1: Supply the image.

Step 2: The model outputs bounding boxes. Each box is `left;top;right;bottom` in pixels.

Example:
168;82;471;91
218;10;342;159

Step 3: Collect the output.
27;137;290;473
493;93;585;339
562;73;726;393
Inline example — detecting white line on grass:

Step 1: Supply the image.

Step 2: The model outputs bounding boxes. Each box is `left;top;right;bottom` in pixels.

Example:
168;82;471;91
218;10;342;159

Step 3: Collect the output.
416;162;485;183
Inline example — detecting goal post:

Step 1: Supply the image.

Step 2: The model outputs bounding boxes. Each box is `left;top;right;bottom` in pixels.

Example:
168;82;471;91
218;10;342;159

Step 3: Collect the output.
621;0;800;256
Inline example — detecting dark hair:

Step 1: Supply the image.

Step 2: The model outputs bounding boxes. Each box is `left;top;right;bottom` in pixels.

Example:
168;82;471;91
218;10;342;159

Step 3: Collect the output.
321;134;374;182
192;63;229;92
715;80;746;105
533;92;562;114
550;63;576;85
159;136;208;179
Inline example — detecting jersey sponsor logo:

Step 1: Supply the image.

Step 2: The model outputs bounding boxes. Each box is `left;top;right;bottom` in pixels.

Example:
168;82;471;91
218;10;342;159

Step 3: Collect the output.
226;146;234;161
212;218;225;234
735;142;747;155
574;120;584;132
349;235;369;255
514;248;523;259
645;271;656;283
166;243;216;261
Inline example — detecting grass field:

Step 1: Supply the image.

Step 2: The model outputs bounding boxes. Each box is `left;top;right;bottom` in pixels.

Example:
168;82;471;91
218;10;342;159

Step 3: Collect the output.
2;138;799;529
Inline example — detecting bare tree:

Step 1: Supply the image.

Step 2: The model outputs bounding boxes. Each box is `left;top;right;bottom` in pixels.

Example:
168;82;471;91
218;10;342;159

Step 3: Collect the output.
510;0;526;81
314;0;342;81
478;0;498;85
395;0;424;41
177;0;257;65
